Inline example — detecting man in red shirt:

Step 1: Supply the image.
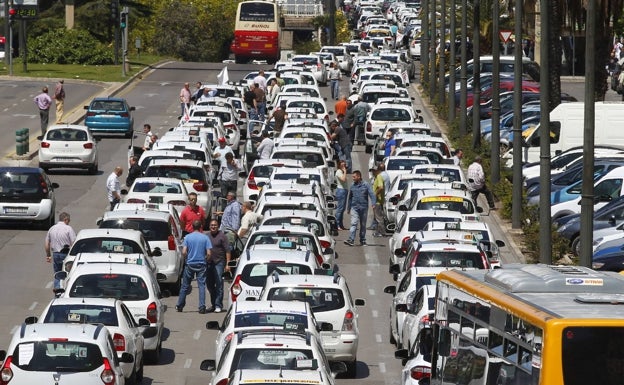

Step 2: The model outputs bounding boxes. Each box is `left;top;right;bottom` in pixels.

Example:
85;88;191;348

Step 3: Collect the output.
180;192;206;236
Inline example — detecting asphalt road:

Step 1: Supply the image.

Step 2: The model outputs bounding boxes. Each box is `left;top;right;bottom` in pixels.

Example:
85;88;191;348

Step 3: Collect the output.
0;61;552;384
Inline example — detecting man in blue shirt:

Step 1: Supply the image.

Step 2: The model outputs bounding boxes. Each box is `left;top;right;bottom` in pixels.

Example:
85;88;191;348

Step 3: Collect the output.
176;220;212;314
218;191;242;247
383;130;397;158
344;170;376;246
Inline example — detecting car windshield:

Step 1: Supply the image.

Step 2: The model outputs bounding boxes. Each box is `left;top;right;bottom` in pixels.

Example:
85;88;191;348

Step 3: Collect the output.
292;57;318;65
0;171;46;197
228;348;314;373
259;204;318;214
69;237;143;255
46;129;88;141
99;219;171;241
263;217;324;236
69;273;149;300
91;100;125;111
371;108;412;121
387;158;429;171
272;173;322;184
241;263;313;287
416;197;475;214
247;233;319;254
12;341;103;372
145;166;206;182
234;312;309;328
131;181;182;194
267;287;345;312
287;101;325;113
43;305;119;326
283;132;326;142
415;251;486;269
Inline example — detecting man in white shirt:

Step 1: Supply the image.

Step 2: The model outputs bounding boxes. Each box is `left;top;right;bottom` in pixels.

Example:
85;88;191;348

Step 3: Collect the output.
106;166;123;210
466;156;496;210
256;131;274;160
253;70;268;91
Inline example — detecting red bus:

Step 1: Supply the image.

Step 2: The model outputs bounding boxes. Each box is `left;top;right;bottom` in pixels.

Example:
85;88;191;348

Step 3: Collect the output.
231;0;281;64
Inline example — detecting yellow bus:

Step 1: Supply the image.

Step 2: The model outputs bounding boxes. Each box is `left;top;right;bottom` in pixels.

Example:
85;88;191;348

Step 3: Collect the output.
429;264;624;385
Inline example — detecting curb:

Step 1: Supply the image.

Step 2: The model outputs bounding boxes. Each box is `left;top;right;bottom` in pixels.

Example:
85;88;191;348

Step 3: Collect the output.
6;62;169;161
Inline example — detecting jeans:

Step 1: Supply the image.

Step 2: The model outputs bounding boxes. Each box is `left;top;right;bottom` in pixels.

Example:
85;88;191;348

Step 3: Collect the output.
330;80;340;99
470;186;496;209
180;102;190;117
176;263;207;310
206;260;225;308
348;207;368;243
335;188;348;228
221;180;237;198
52;252;67;289
343;143;353;173
39;109;49;136
373;203;385;234
256;102;266;121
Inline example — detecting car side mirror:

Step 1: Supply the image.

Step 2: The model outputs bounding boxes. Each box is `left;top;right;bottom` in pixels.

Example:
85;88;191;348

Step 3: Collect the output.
142;327;158;339
383;285;396;295
200;360;217;371
24;316;38;324
206;321;221;330
151;248;162;257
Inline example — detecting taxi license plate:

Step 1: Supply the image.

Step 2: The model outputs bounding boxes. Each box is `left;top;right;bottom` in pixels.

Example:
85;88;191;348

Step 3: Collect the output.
4;207;27;214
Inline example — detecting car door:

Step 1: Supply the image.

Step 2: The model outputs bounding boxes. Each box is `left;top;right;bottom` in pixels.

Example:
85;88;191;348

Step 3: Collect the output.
391;268;412;339
120;303;144;362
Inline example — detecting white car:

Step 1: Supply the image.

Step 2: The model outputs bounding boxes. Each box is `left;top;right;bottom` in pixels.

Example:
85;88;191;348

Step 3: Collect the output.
58;261;168;363
205;300;329;364
0;323;131;385
242;159;304;201
259;208;338;247
28;297;157;383
320;45;353;73
228;245;325;303
290;55;328;86
395;327;433;385
365;104;420;152
380;155;431;182
259;273;366;377
400;284;436;353
97;204;186;292
124;177;190;214
227;367;337;385
38;124;98;174
284;96;332;122
143;158;213;213
383;268;437;349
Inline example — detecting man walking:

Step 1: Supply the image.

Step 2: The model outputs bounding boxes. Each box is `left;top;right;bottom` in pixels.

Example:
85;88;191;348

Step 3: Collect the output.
344;170;376;246
219;152;241;197
44;212;76;292
372;164;386;237
217;191;241;245
466;155;496;210
175;220;212;314
334;160;348;230
205;219;231;313
54;80;65;124
179;82;191;118
106;166;123;210
34;86;52;137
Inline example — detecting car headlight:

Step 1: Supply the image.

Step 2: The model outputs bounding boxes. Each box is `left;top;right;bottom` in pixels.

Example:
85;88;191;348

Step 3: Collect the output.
592;262;604;269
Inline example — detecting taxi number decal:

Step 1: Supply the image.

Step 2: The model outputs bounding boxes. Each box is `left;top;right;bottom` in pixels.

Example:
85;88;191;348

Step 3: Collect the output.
420;196;464;203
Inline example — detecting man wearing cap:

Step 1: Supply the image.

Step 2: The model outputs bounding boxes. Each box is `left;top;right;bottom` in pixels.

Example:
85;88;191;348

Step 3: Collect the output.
213;137;234;166
54;80;65;124
467;156;496;210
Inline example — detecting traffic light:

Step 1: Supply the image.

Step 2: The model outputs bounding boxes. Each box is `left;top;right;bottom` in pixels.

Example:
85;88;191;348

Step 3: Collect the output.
8;7;16;23
120;11;127;28
110;0;118;20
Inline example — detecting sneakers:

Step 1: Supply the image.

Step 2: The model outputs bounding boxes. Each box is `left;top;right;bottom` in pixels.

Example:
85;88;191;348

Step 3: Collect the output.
359;241;367;246
198;307;206;314
344;239;354;246
372;232;384;237
214;307;222;313
175;305;183;312
367;225;376;230
205;306;215;313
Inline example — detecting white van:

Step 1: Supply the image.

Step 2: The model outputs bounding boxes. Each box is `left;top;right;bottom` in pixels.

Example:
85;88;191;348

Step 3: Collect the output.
516;102;624;165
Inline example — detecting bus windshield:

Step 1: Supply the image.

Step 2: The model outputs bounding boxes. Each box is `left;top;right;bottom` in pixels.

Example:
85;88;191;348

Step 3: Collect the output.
240;2;275;22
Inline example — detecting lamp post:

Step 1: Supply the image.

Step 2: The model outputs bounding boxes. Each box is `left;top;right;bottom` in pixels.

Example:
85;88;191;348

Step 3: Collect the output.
471;0;481;149
422;0;430;88
438;0;446;106
490;0;500;183
429;0;437;102
511;0;523;229
448;0;456;123
459;0;467;136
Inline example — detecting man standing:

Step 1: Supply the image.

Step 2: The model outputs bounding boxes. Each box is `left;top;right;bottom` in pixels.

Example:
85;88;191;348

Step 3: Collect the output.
267;101;288;135
125;156;142;188
180;192;206;235
256;131;274;160
452;148;464;166
106;166;123;210
352;97;370;144
217;191;241;245
44;212;76;292
175;220;212;314
212;137;234;168
179;82;191;117
383;130;397;157
466;156;496;210
334;160;348;230
344;170;376;246
219;152;242;197
253;70;268;91
372;164;386;237
244;84;257;120
328;63;342;100
238;201;262;243
53;80;65;124
142;124;153;151
335;95;348;116
34;86;52;137
252;82;267;121
205;219;231;313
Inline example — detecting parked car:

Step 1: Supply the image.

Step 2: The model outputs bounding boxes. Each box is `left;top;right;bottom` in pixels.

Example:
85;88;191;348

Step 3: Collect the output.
38;124;99;174
84;97;135;137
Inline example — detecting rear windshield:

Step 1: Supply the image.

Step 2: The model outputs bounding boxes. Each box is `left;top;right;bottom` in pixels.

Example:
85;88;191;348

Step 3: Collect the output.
69;237;143;255
371;108;412;121
266;287;345;312
387;158;429;171
362;92;400;104
271;152;324;168
69;273;149;301
416;197;475;214
90;100;124;111
403;141;450;156
412;167;461;182
46;129;88;141
287;101;325;113
226;348;314;373
321;47;344;57
251;165;275;178
262;217;325;236
131;181;183;194
408;217;459;232
43;304;119;326
272;173;321;184
292;57;319;65
282;132;325;142
247;233;319;255
0;171;47;199
234;312;309;328
260;204;318;214
145;165;206;182
99;219;170;241
12;341;103;372
415;251;486;269
241;263;313;287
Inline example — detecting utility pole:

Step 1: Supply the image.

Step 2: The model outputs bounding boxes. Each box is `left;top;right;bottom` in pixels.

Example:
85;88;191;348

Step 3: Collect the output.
121;6;128;77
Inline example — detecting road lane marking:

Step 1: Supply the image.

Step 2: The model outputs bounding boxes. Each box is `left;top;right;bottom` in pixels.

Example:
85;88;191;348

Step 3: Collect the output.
45;281;53;289
193;330;201;340
364;248;379;266
375;334;382;343
372;310;378;318
366;270;372;277
368;288;375;296
184;358;192;369
379;362;386;373
28;302;37;311
10;325;18;335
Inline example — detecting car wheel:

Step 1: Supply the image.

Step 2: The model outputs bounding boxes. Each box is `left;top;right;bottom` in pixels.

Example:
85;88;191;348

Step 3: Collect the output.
144;343;161;365
88;163;98;175
345;359;357;378
365;145;372;154
571;236;581;257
